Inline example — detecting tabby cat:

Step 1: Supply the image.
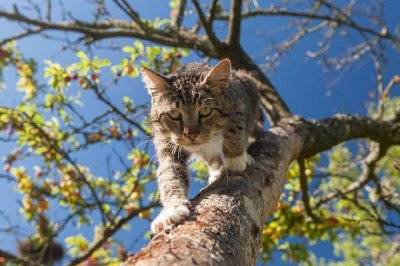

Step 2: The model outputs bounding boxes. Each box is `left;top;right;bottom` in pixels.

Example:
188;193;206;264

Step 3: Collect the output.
140;59;261;233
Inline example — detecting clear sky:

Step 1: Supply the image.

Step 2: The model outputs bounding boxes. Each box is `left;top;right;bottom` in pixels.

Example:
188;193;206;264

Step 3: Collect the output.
0;1;399;265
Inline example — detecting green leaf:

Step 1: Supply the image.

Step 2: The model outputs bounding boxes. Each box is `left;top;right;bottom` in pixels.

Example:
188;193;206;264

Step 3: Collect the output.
76;51;89;61
134;41;144;54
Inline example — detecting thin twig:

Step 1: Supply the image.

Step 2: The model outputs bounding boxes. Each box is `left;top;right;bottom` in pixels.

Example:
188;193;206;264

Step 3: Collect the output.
298;159;320;222
172;0;187;29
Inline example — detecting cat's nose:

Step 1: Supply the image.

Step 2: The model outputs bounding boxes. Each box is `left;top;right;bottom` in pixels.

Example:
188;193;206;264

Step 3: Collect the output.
184;133;198;141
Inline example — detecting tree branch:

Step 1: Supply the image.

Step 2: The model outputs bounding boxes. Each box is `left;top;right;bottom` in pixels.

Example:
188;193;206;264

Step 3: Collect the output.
127;124;303;265
126;115;400;264
0;7;291;125
0;249;40;266
299;115;400;158
216;9;398;43
299;159;320;222
0;27;43;46
207;0;220;26
315;142;387;207
66;203;159;266
227;0;242;47
111;0;148;30
172;0;187;29
191;0;222;49
0;9;218;57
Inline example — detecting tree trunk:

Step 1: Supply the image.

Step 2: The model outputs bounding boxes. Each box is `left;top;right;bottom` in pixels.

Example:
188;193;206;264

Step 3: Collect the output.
125;124;303;266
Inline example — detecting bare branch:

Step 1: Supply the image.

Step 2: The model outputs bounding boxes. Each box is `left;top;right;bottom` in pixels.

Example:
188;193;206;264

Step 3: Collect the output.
0;27;43;46
111;0;148;30
46;0;51;21
191;0;222;49
216;9;398;43
315;142;387;207
0;6;291;125
227;0;242;47
172;0;187;29
88;80;150;136
0;9;218;57
207;0;220;25
0;249;39;266
66;202;159;266
299;159;320;222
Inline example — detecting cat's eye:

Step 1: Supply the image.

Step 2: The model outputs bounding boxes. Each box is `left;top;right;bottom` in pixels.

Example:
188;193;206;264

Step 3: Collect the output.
167;109;182;120
199;107;213;118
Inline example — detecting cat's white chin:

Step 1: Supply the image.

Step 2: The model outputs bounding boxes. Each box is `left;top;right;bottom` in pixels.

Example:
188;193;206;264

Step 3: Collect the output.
183;135;224;157
182;144;202;152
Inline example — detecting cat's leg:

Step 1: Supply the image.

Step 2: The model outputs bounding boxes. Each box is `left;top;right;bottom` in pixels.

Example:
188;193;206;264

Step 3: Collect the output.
204;155;224;184
151;139;191;234
223;128;254;172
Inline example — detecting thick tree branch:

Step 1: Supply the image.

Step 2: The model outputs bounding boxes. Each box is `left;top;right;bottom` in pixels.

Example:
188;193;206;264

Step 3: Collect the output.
126;115;400;265
299;115;400;158
127;124;302;265
0;9;218;57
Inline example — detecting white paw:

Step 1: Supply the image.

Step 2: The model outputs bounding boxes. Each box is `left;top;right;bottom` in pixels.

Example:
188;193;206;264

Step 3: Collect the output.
224;152;254;172
208;167;224;184
247;154;255;166
151;204;190;233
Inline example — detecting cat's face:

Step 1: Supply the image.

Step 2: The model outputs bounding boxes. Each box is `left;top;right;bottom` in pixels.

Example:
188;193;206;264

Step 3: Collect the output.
154;99;226;152
141;60;231;152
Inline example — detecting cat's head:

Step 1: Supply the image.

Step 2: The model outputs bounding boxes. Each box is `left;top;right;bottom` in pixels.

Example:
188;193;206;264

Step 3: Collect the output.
140;59;231;152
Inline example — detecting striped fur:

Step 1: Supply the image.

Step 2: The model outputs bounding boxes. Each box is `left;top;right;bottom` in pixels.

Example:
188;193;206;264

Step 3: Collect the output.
141;59;261;233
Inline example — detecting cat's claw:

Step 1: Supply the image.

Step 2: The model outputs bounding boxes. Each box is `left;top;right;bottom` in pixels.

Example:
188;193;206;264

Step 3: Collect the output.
224;152;254;172
151;205;190;233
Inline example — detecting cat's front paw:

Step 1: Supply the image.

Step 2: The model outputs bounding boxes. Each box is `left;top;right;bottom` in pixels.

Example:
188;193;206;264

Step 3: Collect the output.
151;204;190;233
224;152;254;172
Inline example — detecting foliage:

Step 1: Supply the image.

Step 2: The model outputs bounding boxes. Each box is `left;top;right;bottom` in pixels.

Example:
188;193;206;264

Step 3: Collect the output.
259;99;400;264
0;37;189;265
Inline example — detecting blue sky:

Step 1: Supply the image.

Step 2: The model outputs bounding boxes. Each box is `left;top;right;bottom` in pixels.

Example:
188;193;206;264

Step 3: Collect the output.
0;0;399;265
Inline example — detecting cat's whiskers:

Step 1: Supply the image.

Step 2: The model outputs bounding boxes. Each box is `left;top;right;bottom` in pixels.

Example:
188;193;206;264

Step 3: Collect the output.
127;137;153;159
144;153;157;176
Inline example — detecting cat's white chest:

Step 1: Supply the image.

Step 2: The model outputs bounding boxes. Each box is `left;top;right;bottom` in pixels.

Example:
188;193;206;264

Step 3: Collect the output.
192;134;223;159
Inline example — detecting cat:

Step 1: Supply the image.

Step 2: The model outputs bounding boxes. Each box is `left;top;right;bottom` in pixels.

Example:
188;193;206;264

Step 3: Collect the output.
140;59;261;233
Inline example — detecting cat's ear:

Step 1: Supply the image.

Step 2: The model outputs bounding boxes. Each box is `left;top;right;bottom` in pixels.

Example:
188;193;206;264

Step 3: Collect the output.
140;67;170;95
203;59;231;90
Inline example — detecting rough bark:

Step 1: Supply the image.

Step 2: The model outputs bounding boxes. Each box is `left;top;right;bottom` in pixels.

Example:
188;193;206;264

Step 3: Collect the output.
126;125;302;266
126;116;400;266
